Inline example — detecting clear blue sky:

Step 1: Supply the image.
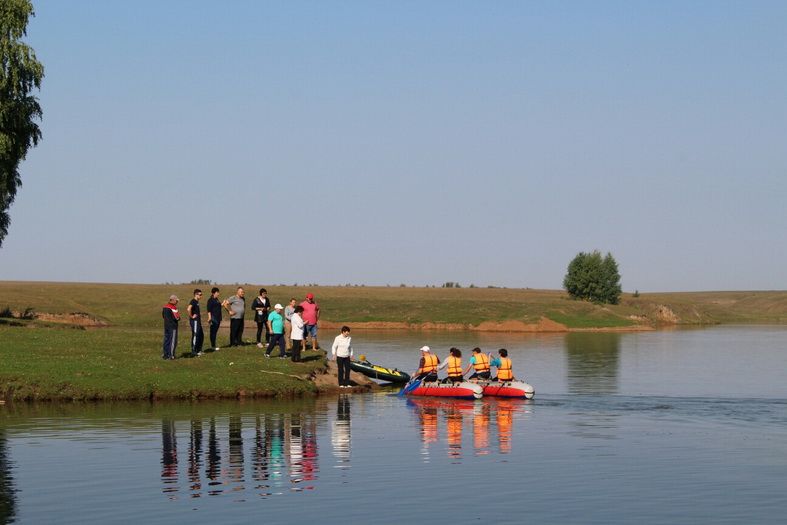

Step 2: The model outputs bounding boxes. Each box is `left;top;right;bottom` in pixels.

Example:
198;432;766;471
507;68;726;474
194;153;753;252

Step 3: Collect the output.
1;0;785;291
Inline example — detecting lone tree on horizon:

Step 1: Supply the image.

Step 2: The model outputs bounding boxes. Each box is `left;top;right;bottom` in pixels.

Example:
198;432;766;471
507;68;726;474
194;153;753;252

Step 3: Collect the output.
0;0;43;247
563;250;622;304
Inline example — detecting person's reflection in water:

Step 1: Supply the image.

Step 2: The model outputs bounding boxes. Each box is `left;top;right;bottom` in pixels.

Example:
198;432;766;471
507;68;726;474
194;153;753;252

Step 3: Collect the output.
331;395;351;471
565;332;621;395
252;415;269;491
0;430;16;523
496;401;514;454
161;418;178;499
228;415;245;492
205;417;222;495
418;402;439;463
301;416;318;484
188;418;203;498
268;414;286;491
288;414;305;489
473;403;491;456
444;405;463;462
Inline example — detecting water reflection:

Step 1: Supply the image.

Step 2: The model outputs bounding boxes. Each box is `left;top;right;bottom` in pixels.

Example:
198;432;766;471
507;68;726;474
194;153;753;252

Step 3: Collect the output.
564;333;621;394
408;399;531;462
161;418;178;499
331;396;351;470
159;410;324;500
0;430;16;524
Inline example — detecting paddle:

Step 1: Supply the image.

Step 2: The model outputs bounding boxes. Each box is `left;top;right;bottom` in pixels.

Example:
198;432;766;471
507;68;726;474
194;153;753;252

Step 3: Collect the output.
398;377;422;396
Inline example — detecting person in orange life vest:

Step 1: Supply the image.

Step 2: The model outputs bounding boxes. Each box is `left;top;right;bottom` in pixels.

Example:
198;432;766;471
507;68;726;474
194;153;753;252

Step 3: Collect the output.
162;294;181;360
413;345;439;382
463;347;491;381
490;348;514;382
437;347;463;383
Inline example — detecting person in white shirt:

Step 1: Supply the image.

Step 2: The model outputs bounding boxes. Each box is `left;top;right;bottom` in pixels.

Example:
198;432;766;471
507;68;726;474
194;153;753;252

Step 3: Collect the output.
290;305;305;362
331;326;353;388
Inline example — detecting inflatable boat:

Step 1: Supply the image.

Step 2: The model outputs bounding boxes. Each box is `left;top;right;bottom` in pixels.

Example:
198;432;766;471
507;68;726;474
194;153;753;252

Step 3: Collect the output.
477;380;535;399
401;379;483;400
349;358;411;384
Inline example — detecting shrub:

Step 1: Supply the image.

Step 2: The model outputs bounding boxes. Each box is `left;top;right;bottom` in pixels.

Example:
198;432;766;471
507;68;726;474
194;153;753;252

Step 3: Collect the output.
563;251;622;305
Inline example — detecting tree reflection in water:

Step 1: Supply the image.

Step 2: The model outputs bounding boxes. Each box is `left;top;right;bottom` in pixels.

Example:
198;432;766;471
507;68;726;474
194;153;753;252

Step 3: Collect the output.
565;332;621;395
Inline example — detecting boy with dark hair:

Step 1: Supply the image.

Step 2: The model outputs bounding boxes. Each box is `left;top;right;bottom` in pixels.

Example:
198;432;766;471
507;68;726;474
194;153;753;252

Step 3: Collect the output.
206;287;222;351
331;326;353;388
187;289;204;357
252;288;271;348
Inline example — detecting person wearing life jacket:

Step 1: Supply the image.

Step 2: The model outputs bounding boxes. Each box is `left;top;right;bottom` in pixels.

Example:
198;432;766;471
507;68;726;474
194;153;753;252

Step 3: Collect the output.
414;345;439;382
437;347;464;383
463;347;491;381
490;348;514;382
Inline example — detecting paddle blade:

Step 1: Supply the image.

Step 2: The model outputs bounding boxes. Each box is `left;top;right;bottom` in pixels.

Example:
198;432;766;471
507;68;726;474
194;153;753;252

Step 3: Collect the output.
398;378;421;396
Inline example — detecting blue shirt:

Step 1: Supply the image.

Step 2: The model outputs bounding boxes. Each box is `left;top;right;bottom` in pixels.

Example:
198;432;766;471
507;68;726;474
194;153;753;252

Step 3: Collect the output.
268;311;284;334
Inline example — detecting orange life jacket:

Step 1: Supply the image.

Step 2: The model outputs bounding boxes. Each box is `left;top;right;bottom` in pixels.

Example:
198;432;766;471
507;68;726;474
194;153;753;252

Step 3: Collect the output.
472;353;490;372
419;353;438;374
497;357;513;381
447;355;463;377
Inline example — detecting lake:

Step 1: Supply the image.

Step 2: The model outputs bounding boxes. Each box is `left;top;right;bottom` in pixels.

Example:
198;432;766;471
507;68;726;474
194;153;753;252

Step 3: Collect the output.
2;326;787;524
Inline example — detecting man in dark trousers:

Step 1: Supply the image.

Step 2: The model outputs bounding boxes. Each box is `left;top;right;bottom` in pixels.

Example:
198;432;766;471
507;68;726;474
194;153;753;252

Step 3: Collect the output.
206;287;222;351
187;289;204;357
222;287;246;347
162;294;181;360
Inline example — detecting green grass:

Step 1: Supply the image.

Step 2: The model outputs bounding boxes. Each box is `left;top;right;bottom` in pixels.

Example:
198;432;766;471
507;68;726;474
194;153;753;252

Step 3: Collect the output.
2;282;786;401
0;324;324;401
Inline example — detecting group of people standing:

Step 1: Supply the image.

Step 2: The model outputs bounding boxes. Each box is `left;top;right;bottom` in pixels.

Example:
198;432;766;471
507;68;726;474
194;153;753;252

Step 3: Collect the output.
413;346;514;383
161;287;320;362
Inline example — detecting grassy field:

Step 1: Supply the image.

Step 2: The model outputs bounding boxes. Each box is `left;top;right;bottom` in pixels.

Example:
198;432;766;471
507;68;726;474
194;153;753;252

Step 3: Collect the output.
1;281;786;328
1;281;786;401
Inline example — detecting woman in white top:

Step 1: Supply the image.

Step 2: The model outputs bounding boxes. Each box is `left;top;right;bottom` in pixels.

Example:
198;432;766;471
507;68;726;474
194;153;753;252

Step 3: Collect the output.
331;326;353;388
290;305;305;362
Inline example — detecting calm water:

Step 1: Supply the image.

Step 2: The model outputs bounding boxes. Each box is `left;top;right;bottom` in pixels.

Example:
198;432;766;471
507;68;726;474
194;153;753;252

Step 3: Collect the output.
2;326;787;524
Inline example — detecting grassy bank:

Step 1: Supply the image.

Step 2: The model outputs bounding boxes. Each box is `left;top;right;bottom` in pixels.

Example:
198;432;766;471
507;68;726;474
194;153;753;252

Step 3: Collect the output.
0;324;325;401
1;281;785;401
1;281;786;328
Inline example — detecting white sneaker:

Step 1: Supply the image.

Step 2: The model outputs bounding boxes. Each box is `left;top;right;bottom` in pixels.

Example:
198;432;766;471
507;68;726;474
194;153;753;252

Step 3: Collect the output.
257;343;263;348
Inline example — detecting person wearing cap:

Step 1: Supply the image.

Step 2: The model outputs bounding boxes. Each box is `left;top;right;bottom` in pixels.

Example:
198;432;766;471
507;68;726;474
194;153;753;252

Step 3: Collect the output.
264;303;287;358
300;293;320;351
162;295;181;360
413;345;439;382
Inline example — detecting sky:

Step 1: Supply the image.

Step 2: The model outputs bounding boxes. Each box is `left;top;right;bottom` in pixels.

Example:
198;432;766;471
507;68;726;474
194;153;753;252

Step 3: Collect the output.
1;0;785;291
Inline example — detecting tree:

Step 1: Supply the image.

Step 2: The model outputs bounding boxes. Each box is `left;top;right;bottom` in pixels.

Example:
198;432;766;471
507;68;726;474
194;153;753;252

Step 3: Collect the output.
0;0;43;247
563;250;622;304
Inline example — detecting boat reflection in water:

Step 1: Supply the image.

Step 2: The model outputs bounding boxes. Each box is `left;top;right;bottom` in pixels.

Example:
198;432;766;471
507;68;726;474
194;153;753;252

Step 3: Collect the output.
160;411;320;499
408;398;530;462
